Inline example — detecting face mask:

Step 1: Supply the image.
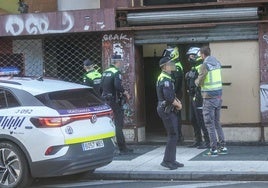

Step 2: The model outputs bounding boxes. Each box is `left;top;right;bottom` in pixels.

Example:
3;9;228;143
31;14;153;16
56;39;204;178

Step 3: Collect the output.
188;55;199;66
166;62;176;71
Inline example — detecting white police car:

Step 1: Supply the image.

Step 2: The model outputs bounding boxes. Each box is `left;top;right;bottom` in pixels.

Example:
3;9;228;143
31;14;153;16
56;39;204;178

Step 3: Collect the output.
0;67;115;188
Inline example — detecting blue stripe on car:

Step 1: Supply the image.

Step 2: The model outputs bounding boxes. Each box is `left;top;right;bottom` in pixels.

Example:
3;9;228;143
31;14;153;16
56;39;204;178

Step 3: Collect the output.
0;116;25;130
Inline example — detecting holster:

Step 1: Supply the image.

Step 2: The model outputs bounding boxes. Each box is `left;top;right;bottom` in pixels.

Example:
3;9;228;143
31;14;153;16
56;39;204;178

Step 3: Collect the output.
159;101;177;113
164;104;175;113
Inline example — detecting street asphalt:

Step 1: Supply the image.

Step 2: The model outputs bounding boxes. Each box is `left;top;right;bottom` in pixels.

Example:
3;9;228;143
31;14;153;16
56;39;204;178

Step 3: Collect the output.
88;143;268;181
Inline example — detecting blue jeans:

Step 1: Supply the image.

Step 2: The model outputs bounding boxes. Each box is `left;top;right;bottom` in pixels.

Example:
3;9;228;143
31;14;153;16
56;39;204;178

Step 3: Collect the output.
202;98;225;150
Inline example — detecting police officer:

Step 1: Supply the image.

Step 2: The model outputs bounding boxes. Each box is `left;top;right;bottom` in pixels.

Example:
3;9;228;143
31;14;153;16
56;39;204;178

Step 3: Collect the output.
162;46;184;143
82;59;102;95
185;47;210;149
156;56;184;170
100;54;133;155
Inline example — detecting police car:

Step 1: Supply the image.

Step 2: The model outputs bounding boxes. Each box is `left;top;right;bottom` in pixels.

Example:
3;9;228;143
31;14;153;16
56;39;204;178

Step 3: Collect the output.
0;67;115;188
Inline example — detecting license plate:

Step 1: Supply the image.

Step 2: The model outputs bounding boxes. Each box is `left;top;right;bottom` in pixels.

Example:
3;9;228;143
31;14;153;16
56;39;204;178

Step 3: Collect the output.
82;140;104;151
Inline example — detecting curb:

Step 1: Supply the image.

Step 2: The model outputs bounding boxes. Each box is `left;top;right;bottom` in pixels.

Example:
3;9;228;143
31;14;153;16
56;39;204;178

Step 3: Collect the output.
88;171;268;181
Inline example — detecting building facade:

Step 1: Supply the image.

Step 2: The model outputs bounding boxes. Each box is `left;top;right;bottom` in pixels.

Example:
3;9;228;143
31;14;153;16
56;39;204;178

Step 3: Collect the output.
0;0;268;143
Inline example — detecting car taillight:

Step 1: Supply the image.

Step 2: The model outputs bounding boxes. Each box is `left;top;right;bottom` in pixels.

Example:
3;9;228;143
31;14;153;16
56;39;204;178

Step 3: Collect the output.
30;117;72;127
30;110;113;128
41;117;71;127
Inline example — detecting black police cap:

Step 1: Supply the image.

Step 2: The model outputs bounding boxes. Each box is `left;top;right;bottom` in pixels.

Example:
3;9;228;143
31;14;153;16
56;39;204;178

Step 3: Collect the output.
83;59;93;66
159;57;171;67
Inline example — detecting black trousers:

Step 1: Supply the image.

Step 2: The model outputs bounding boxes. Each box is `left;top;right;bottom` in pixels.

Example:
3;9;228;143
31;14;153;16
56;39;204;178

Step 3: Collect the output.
177;111;183;139
105;99;126;151
157;105;178;163
191;97;210;144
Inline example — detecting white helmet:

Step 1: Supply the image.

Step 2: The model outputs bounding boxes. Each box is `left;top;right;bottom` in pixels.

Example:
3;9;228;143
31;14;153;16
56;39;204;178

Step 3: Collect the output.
186;47;202;65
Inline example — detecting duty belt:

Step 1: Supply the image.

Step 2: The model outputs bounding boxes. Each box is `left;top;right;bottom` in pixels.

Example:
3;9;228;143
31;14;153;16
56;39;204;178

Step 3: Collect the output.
158;101;179;113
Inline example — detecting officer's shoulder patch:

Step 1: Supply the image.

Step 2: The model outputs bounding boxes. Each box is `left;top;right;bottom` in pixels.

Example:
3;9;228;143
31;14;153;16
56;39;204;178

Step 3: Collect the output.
164;81;170;87
118;74;122;80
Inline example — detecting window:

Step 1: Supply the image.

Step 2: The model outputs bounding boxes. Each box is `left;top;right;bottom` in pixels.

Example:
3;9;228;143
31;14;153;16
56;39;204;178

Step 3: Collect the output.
0;90;7;109
36;88;104;110
0;89;20;109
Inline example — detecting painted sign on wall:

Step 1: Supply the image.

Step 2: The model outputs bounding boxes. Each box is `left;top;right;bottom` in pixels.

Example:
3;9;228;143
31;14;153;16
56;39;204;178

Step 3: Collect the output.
5;12;74;36
0;8;115;37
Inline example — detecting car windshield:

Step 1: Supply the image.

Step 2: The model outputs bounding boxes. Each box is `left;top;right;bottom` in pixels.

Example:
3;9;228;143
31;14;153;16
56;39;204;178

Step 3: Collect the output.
36;88;104;110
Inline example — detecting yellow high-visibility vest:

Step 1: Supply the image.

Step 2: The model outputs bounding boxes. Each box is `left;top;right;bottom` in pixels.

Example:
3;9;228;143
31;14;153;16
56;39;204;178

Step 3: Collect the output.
194;64;202;73
157;72;172;82
201;68;222;92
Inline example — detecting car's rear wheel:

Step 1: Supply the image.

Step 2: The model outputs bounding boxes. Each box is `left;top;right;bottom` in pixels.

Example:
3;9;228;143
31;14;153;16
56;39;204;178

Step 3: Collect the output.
0;142;32;188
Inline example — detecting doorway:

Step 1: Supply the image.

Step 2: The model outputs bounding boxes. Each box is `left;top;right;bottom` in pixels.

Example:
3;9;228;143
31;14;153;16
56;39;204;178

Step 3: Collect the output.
143;56;163;133
142;43;205;139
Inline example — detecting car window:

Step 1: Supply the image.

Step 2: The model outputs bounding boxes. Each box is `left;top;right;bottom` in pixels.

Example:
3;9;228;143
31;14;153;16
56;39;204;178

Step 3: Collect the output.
0;89;20;109
36;88;104;110
0;90;7;108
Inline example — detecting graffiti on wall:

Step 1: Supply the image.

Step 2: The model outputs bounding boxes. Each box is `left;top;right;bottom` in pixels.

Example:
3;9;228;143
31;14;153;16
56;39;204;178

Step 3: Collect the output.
113;42;124;58
102;33;132;73
261;28;268;122
260;84;268;122
102;33;135;125
5;12;74;36
263;35;268;43
102;33;131;42
1;9;115;37
263;35;268;61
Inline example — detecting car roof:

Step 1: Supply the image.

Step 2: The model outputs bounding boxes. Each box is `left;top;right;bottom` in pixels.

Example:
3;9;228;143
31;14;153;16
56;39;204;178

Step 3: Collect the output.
0;77;89;96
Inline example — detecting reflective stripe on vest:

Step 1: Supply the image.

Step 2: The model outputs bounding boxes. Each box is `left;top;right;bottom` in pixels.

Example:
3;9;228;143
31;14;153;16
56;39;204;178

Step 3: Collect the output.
104;67;118;74
194;64;202;74
157;72;172;83
86;70;101;80
201;68;222;92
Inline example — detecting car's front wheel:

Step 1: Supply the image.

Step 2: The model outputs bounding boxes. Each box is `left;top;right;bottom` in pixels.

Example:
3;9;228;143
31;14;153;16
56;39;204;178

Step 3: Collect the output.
0;141;32;188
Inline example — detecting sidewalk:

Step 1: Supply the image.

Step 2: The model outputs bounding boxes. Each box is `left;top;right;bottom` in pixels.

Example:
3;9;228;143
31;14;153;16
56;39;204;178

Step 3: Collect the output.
89;144;268;181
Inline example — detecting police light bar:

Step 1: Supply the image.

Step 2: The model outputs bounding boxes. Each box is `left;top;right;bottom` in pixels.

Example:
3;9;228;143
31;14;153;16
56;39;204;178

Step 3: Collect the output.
0;67;20;76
